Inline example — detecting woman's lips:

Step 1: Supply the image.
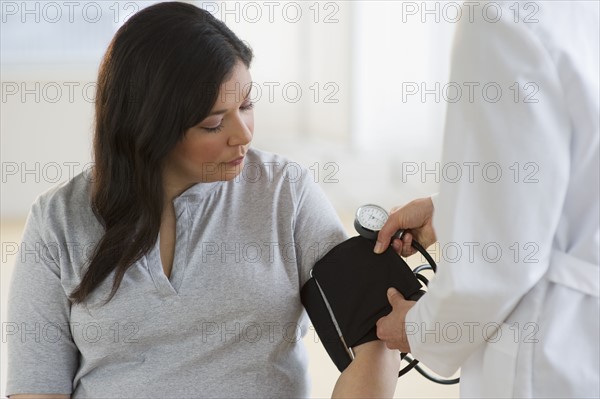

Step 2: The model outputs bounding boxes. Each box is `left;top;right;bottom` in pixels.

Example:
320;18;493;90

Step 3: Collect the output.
227;156;245;166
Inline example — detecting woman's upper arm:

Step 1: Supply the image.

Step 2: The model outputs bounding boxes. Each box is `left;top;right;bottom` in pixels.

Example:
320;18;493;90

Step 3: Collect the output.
291;168;348;286
6;199;79;396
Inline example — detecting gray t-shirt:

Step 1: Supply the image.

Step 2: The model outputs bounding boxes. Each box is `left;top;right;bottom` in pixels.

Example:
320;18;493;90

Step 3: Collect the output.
6;148;348;398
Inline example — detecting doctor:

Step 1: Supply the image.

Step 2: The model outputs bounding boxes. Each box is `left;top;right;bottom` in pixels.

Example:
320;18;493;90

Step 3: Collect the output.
374;1;599;398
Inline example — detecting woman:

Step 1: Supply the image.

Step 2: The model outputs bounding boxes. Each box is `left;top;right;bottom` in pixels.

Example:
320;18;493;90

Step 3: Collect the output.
6;2;399;398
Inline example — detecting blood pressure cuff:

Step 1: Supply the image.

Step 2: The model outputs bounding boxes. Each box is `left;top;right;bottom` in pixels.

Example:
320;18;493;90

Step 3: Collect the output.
300;236;423;372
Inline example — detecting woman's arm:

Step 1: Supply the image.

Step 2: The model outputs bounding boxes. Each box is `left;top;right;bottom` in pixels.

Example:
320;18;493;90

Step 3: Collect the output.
331;341;400;398
288;165;400;396
6;198;79;396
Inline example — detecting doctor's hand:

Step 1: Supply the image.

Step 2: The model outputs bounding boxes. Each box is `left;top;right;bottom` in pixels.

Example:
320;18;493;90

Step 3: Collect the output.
374;197;436;256
376;288;416;353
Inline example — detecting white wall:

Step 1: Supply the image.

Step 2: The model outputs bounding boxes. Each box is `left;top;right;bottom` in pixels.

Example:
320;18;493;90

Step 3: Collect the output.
1;0;455;219
1;0;358;218
1;0;125;218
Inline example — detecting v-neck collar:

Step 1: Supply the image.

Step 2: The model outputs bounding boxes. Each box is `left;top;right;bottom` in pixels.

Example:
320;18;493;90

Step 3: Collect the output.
145;198;191;297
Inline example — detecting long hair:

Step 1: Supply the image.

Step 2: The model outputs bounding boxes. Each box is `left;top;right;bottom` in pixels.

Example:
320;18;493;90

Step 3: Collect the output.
70;2;253;304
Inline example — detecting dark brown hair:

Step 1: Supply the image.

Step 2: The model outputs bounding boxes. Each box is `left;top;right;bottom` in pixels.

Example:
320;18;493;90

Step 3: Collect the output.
70;2;253;304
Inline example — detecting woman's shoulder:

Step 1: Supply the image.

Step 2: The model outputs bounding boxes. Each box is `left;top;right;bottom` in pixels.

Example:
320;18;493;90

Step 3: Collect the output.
247;147;295;167
33;172;91;213
30;172;97;235
245;147;311;184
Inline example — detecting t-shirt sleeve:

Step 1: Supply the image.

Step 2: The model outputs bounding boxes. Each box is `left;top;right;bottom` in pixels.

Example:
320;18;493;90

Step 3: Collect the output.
290;167;349;288
6;198;79;396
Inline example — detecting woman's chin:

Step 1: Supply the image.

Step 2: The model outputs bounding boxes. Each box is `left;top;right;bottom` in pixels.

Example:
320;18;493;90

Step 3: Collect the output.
217;161;245;182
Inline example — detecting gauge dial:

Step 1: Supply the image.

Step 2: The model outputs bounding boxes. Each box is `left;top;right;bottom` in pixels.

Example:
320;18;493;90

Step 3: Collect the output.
355;204;389;232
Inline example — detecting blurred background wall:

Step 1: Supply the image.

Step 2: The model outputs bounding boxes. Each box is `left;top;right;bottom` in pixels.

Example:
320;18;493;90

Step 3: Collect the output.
1;1;458;397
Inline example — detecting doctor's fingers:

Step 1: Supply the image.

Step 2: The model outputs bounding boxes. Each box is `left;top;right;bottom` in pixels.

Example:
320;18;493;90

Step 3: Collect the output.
411;222;437;251
392;233;418;257
375;316;392;340
375;316;403;350
375;199;433;254
374;217;403;254
386;287;407;307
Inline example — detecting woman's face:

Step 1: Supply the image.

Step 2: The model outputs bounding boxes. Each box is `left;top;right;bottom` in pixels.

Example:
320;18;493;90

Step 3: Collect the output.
163;61;254;194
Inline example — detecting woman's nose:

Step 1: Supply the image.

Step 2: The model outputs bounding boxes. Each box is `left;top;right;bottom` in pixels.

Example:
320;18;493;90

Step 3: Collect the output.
228;114;253;146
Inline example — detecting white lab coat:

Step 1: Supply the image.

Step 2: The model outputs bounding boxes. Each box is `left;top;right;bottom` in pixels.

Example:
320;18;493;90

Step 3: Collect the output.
405;2;599;398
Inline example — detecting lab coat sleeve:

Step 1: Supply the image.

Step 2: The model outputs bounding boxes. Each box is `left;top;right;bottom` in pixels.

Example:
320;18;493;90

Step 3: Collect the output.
405;10;571;376
430;193;439;211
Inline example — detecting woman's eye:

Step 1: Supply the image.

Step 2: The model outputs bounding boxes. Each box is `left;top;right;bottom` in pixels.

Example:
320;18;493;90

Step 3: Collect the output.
202;124;224;133
199;102;252;133
241;101;254;111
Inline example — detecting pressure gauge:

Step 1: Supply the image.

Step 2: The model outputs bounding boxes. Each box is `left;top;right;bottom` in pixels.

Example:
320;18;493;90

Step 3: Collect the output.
354;204;404;241
354;204;390;240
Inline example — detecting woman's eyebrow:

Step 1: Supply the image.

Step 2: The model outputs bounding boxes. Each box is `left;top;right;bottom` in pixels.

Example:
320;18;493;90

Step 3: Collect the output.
207;83;253;116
